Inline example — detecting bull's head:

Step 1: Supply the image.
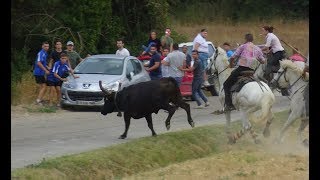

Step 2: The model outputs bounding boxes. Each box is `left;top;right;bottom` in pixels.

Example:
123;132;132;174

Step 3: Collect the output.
99;80;116;115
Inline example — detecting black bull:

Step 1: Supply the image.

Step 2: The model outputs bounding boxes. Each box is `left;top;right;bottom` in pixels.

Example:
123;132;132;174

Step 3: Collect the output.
99;77;194;139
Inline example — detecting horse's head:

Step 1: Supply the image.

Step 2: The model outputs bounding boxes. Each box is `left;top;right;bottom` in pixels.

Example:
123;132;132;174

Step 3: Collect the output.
270;59;302;89
210;46;229;74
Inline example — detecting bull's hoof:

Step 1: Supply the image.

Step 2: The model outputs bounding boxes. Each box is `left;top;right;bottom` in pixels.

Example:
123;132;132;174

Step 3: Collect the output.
152;133;157;137
302;139;309;147
117;112;122;117
263;128;270;138
166;124;171;130
254;139;262;144
228;135;236;144
189;121;195;128
119;135;127;139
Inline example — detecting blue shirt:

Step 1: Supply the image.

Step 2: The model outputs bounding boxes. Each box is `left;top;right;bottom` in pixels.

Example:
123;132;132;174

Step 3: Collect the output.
148;53;162;77
33;49;48;76
226;50;234;59
47;61;70;82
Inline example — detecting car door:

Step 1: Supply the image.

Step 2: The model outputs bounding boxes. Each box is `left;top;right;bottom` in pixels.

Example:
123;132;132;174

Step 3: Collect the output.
131;58;148;83
124;59;142;86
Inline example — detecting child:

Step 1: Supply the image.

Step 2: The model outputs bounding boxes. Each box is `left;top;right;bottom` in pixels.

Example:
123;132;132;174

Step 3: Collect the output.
46;53;79;107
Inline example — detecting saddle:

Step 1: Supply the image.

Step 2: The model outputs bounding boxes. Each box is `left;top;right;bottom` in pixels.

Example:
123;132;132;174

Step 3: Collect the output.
230;70;256;93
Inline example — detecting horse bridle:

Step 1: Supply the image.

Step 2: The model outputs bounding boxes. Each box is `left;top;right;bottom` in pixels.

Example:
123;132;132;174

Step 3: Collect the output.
272;68;289;87
211;48;229;78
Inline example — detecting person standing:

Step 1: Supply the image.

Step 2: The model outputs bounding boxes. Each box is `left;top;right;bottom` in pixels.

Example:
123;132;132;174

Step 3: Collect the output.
180;50;210;108
65;40;83;70
181;45;192;67
161;43;186;87
33;41;50;105
161;28;173;52
160;47;170;78
144;44;162;80
116;39;130;56
48;39;67;70
47;53;79;107
224;33;266;111
141;30;161;55
193;28;210;86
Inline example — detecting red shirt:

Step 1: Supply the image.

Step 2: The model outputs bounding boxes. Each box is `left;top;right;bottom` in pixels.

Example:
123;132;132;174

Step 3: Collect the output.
289;54;304;62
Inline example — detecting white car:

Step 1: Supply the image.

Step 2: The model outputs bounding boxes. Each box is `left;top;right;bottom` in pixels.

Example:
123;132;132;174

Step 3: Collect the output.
60;54;151;108
178;41;219;96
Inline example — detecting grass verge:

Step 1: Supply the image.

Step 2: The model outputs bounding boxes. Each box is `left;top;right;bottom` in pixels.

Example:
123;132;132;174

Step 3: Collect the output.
12;110;308;179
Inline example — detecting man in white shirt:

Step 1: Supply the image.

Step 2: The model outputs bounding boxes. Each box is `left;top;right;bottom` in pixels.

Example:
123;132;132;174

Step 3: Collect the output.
261;26;286;81
116;39;130;56
261;26;288;96
193;29;210;86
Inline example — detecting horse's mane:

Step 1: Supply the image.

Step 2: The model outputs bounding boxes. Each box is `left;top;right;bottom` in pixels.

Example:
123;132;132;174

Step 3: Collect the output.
280;59;303;74
216;46;229;67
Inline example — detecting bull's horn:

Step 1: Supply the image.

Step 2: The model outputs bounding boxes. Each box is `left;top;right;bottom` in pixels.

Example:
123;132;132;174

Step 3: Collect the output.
99;80;110;95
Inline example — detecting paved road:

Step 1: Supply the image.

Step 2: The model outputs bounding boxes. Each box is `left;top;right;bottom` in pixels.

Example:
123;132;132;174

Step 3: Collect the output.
11;96;290;170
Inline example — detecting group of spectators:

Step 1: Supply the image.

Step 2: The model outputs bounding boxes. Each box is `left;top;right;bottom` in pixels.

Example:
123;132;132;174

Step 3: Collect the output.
33;25;308;111
137;28;211;108
33;40;83;106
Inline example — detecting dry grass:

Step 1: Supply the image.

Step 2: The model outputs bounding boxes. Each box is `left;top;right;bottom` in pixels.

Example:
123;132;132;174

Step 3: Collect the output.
122;111;309;180
123;150;308;180
11;72;58;105
173;19;309;56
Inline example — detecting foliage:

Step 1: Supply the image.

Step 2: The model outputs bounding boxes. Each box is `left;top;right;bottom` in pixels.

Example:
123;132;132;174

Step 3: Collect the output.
11;0;309;104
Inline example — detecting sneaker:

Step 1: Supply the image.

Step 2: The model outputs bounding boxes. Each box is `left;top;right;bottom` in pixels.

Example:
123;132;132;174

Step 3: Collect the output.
194;104;205;109
205;102;210;107
35;99;43;105
225;104;236;111
203;81;210;87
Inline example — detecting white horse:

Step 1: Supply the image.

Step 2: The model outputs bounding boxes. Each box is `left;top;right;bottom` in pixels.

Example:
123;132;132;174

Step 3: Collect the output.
210;47;276;144
270;59;309;146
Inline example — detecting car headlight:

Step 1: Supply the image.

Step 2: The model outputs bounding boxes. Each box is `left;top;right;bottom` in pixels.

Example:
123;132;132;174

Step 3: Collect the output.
62;82;75;89
104;81;120;91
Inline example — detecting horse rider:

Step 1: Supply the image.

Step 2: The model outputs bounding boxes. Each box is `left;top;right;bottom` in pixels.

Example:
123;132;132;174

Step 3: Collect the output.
224;33;266;111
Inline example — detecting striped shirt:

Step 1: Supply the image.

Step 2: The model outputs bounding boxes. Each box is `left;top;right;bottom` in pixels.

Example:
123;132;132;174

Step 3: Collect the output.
33;49;48;76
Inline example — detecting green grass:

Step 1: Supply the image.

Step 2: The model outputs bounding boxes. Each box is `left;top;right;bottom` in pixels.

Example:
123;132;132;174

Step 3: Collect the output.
12;110;292;179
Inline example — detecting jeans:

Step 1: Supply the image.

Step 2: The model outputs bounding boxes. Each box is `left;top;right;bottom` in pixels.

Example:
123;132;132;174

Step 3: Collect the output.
192;78;208;106
142;42;156;53
198;52;209;70
150;74;162;80
174;77;183;87
265;50;286;81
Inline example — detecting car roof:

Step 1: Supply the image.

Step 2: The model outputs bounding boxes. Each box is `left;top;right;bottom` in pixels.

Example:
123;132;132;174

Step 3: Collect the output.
86;54;136;59
178;41;214;47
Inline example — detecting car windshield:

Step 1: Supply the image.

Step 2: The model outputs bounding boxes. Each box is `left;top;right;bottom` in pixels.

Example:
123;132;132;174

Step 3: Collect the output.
179;43;215;57
74;57;124;75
